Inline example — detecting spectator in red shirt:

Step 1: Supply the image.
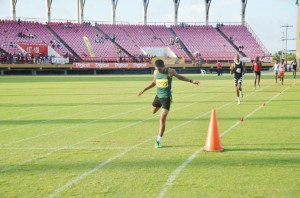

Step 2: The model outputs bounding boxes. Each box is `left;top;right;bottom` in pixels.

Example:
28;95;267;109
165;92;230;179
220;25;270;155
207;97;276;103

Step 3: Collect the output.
253;57;262;90
217;62;222;76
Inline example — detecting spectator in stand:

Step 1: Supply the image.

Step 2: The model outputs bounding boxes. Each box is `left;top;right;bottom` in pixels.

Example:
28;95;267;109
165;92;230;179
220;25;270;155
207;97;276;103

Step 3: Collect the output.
217;62;222;76
20;54;24;64
95;34;99;43
292;59;297;78
252;56;262;90
169;37;174;45
26;54;30;64
99;36;104;43
112;34;116;42
99;56;104;63
30;54;34;64
12;54;16;64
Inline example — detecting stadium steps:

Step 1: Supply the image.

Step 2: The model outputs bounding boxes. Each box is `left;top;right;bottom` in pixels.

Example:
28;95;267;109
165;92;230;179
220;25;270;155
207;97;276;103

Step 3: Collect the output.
0;47;9;56
148;26;166;46
148;26;173;49
45;25;82;61
95;25;134;59
167;27;194;61
215;27;246;57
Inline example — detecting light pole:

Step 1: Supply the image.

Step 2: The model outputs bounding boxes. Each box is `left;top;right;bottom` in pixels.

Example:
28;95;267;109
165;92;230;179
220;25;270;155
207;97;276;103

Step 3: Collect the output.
282;24;293;64
281;31;285;59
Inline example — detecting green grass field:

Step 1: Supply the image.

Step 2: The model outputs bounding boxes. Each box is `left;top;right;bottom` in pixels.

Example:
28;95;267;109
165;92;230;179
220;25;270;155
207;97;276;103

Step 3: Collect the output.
0;73;299;198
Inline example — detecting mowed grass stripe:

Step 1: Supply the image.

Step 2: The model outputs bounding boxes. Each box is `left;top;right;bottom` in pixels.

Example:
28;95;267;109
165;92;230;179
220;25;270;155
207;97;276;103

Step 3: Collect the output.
162;80;300;198
48;80;273;197
0;87;131;121
157;83;293;198
0;85;225;172
0;78;203;131
48;91;234;197
0;81;209;145
51;77;298;196
0;81;150;129
1;74;298;197
0;79;118;117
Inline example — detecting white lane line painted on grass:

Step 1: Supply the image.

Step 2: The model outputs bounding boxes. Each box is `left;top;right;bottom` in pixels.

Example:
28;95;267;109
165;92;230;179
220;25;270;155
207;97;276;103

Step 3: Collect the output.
2;105;149;147
229;151;300;156
6;146;298;155
0;84;201;137
0;91;138;133
0;83;195;121
48;95;234;198
0;94;115;121
0;88;115;119
0;146;198;151
1;91;223;172
48;78;280;196
157;85;291;198
2;83;220;146
1;84;258;173
2;89;202;146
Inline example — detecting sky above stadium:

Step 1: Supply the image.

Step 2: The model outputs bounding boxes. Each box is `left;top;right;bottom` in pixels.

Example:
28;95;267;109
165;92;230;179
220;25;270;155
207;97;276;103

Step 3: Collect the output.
0;0;297;54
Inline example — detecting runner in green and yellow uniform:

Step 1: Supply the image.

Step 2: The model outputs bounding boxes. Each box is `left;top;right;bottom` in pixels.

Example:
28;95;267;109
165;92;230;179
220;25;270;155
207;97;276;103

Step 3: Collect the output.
138;59;200;148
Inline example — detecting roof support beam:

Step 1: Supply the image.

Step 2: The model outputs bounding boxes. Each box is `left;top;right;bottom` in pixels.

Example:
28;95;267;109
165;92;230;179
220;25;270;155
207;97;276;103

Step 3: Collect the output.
142;0;150;25
173;0;180;25
10;0;17;21
111;0;119;24
78;0;86;24
241;0;247;26
205;0;212;25
46;0;53;22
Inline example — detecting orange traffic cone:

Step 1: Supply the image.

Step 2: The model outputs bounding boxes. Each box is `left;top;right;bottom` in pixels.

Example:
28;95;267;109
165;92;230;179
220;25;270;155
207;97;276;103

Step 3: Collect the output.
240;117;244;122
204;109;224;152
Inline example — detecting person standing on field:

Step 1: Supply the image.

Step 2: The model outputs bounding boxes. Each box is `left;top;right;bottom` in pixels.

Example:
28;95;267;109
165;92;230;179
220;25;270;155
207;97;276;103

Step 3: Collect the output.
292;59;297;79
278;59;286;85
138;59;200;148
273;59;280;83
217;62;222;76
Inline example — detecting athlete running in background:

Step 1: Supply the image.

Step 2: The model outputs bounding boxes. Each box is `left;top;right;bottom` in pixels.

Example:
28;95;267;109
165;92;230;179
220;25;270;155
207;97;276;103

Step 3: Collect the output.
253;56;262;90
230;55;246;105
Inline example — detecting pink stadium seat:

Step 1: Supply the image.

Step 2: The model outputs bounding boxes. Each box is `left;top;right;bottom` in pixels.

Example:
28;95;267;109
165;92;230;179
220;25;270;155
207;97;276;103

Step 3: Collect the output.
48;22;122;61
0;20;70;56
171;25;238;61
218;25;266;59
98;24;189;59
0;20;269;63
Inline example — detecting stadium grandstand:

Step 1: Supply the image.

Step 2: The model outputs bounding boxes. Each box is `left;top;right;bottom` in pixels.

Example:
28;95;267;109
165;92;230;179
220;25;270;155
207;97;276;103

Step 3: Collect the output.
0;0;286;75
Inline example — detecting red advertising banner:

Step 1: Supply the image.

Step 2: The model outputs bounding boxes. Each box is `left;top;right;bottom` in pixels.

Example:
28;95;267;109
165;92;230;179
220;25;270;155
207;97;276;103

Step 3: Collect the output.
72;62;150;69
19;44;48;55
